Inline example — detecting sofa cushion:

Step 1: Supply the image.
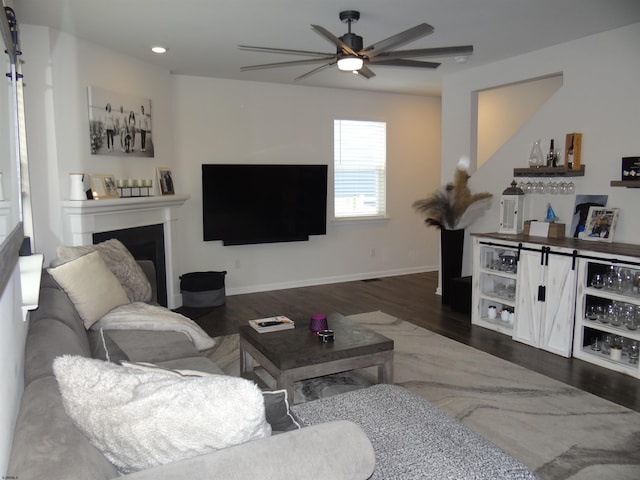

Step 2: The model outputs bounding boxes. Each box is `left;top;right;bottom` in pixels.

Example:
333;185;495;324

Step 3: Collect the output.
47;251;130;328
7;376;120;480
24;318;92;386
88;329;130;363
156;356;226;375
53;356;271;474
103;329;203;363
28;284;86;335
92;302;216;351
57;239;152;303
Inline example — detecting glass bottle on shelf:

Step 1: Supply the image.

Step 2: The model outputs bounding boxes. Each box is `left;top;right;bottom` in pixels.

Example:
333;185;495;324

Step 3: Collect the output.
546;139;556;167
567;135;574;169
528;140;544;167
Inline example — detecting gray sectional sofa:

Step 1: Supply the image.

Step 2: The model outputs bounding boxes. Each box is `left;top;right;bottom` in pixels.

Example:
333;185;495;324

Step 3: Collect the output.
7;261;375;480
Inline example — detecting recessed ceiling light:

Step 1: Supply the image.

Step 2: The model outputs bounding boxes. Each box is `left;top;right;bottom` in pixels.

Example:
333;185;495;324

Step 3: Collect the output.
454;56;468;64
151;46;167;54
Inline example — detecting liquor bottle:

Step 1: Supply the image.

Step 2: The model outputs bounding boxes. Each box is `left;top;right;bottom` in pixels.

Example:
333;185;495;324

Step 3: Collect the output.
567;135;574;170
546;139;556;167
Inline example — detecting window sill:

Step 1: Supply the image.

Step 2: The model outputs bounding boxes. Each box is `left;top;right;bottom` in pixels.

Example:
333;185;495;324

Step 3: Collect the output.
20;253;44;321
332;215;390;223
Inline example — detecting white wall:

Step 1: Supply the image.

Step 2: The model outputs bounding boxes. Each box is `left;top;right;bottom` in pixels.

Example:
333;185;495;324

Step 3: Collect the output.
442;22;640;276
20;25;441;300
476;75;563;168
171;75;441;294
20;25;177;266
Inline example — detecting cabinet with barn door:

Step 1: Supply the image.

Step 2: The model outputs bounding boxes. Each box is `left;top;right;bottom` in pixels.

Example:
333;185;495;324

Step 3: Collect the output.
513;245;578;357
472;235;578;358
473;233;640;368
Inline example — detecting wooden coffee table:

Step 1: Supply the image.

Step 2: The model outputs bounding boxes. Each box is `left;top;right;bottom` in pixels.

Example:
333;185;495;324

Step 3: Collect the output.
239;312;394;403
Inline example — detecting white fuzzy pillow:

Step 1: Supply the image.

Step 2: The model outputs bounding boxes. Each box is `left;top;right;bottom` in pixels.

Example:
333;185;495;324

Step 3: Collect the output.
53;356;271;474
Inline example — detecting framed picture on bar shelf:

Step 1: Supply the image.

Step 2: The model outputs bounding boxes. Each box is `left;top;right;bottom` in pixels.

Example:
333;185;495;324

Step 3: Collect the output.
580;206;619;243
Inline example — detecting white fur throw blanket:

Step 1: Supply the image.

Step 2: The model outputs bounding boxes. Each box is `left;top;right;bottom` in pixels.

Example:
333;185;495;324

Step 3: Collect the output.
92;302;216;351
53;356;271;474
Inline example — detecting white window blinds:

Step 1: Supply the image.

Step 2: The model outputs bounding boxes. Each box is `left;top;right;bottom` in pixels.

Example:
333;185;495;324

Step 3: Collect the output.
334;119;387;218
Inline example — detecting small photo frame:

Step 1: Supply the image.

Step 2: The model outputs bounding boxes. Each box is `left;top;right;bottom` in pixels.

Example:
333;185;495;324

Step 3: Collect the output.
581;207;619;243
88;174;120;199
156;167;175;195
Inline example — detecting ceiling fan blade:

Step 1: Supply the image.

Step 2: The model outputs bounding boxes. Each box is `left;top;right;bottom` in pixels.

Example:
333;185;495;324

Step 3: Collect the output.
374;45;474;60
238;45;334;58
368;58;440;69
241;57;337;71
363;23;434;57
356;65;376;79
295;62;335;80
311;24;358;56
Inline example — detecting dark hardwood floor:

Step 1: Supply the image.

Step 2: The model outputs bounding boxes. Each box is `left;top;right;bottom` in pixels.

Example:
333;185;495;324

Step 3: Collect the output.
185;271;640;413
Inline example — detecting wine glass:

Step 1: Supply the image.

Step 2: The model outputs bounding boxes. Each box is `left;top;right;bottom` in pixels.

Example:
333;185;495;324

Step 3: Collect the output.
629;342;639;364
591;273;604;289
597;304;609;323
609;303;622;327
558;181;568;194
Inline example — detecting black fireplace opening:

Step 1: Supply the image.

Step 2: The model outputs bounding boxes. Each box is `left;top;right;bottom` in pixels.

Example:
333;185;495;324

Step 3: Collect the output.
93;224;167;306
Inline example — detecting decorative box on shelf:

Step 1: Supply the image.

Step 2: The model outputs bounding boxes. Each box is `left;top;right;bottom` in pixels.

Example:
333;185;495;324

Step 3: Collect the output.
621;156;640;181
524;221;566;239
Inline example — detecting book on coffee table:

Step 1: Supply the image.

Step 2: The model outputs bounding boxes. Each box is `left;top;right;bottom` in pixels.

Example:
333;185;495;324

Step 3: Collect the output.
248;315;295;333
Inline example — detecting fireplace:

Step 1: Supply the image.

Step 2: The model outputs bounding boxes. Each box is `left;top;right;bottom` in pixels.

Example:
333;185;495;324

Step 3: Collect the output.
62;195;189;308
93;224;167;306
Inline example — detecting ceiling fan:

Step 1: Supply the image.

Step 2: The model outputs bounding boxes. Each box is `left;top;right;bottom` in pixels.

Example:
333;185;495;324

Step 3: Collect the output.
239;10;473;80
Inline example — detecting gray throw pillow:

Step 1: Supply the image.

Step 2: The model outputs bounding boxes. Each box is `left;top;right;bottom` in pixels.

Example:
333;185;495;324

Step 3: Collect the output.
262;390;301;433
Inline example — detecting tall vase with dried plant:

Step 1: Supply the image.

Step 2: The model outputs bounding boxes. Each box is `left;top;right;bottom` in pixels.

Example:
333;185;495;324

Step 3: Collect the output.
413;157;493;305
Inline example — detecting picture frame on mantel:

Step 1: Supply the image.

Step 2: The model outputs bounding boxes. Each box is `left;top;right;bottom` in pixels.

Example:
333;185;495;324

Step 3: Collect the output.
581;207;619;243
156;167;175;195
88;174;120;200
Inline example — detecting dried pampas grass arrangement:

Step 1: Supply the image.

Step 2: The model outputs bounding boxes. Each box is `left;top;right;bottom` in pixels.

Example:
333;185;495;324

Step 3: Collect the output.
413;157;492;230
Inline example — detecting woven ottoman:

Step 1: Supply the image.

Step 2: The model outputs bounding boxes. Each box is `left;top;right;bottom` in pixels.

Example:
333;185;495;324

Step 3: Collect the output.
291;384;537;480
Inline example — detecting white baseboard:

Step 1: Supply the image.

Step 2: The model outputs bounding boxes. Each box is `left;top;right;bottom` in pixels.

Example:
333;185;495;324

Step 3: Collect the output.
225;265;438;296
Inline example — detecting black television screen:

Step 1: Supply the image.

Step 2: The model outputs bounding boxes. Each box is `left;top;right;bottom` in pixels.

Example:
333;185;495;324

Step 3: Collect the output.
202;164;328;245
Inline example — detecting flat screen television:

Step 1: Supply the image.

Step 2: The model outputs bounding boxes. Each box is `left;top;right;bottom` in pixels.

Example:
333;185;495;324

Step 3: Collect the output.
202;164;328;245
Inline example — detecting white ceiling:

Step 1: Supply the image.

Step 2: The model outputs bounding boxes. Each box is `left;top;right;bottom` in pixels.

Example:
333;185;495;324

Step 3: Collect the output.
13;0;640;96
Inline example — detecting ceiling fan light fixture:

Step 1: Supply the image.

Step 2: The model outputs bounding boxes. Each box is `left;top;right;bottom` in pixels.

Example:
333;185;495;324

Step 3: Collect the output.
337;56;363;72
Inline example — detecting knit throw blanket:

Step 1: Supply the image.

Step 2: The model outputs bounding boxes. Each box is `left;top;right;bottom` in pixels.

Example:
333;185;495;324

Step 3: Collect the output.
92;302;216;351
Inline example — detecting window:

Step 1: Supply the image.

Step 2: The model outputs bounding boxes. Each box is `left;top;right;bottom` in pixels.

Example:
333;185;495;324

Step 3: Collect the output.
334;119;386;218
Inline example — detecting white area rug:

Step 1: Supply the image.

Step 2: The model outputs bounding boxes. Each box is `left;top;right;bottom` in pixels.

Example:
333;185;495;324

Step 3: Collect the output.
206;311;640;479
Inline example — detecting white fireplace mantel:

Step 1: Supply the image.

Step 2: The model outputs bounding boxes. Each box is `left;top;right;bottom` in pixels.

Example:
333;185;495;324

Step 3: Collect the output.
62;194;189;308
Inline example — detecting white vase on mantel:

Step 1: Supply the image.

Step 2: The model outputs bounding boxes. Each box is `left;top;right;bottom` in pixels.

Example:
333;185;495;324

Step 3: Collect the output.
69;173;86;200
